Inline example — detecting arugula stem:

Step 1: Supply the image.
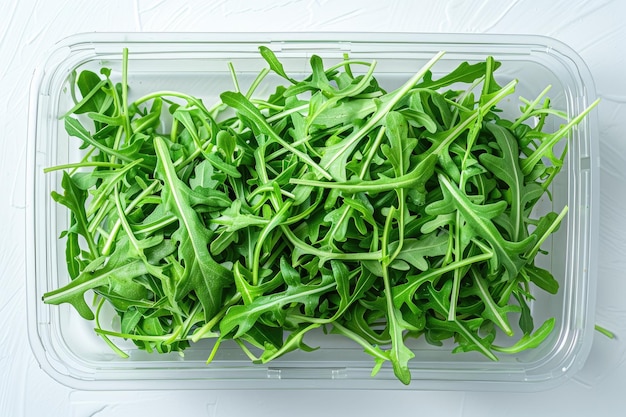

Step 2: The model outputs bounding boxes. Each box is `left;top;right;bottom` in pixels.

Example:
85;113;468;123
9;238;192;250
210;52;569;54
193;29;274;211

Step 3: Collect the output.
283;190;324;225
246;67;271;99
280;226;383;262
250;99;284;111
252;201;293;285
359;126;386;179
324;59;376;74
174;303;201;338
594;324;616;339
510;85;552;130
448;210;462;321
170;117;179;143
248;183;296;200
133;91;207;111
94;297;129;358
175;137;213;168
228;62;240;93
265;104;309;124
191;293;242;343
60;79;108;119
85;158;144;218
393;251;493;306
88;199;113;236
233;339;258;362
471;269;514;336
540;142;568;192
261;240;289;270
121;48;131;137
497;278;521;306
381;206;415;384
342;53;354;78
112;185;143;256
331;321;390;362
44;161;124;173
525;205;568;259
447;115;482;319
132;215;178;238
109;125;124;167
94;327;186;343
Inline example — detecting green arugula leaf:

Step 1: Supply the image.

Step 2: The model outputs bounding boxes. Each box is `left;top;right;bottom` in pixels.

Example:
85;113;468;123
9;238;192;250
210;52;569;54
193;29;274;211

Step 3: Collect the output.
431;174;535;279
154;136;232;321
71;70;111;115
51;172;98;258
417;60;500;91
219;272;335;339
256;323;321;363
425;282;498;360
479;123;527;241
259;46;297;84
492;318;555;353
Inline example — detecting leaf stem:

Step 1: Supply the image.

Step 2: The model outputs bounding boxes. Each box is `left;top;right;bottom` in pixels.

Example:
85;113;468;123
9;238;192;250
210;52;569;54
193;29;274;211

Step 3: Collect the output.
121;48;132;139
44;161;124;173
359;126;386;179
594;324;616;339
94;297;129;358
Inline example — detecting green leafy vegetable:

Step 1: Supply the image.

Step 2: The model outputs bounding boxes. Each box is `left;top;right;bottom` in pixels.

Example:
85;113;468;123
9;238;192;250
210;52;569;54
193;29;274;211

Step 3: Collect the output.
43;46;598;385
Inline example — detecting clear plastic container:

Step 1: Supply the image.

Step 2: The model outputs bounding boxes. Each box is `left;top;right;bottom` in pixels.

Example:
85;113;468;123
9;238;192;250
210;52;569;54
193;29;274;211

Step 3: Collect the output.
26;32;599;391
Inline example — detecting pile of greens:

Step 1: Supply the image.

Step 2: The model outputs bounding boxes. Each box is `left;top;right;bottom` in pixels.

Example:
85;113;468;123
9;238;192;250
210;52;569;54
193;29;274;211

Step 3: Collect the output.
43;47;597;384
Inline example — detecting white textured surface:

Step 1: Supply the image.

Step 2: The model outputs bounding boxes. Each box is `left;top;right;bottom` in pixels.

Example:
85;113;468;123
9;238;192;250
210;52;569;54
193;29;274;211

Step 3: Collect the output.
2;0;625;415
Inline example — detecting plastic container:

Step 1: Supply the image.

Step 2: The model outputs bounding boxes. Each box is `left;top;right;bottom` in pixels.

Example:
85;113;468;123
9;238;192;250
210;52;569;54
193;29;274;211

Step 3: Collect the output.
26;32;598;391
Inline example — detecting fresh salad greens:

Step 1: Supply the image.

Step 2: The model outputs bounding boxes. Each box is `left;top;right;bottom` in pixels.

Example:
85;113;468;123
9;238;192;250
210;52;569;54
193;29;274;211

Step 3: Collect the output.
43;47;598;385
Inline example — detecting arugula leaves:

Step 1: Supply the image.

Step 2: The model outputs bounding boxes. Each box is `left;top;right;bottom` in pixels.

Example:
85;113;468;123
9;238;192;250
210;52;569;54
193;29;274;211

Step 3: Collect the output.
43;47;598;385
154;137;232;321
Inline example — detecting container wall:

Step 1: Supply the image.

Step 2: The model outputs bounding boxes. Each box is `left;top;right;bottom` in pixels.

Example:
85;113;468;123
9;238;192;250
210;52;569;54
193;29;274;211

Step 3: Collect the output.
27;33;598;391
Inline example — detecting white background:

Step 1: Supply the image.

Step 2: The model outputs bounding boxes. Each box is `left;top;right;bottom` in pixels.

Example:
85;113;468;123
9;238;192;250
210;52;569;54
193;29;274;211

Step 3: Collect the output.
2;0;626;415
